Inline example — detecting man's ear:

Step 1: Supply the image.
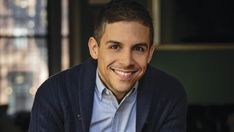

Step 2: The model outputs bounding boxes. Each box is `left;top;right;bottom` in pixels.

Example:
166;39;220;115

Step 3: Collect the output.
147;44;156;63
88;37;99;60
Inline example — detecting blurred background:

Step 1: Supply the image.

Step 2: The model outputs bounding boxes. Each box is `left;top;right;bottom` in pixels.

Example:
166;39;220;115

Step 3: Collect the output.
0;0;234;132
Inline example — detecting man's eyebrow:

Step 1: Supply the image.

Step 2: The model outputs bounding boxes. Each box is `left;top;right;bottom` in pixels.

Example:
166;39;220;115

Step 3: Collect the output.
134;43;149;48
105;40;121;45
105;40;149;48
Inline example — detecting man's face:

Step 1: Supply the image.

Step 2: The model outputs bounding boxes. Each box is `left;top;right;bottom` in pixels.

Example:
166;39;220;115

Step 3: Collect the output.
88;21;155;100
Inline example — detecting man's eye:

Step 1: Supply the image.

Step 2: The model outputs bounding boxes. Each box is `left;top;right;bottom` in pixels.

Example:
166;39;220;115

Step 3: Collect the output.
134;47;145;52
110;45;119;49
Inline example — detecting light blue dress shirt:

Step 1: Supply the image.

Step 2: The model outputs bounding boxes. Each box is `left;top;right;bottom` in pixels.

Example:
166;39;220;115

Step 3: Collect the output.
90;70;138;132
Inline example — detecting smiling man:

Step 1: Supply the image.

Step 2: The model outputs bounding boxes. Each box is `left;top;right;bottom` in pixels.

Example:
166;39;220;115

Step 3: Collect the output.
88;21;154;102
29;1;187;132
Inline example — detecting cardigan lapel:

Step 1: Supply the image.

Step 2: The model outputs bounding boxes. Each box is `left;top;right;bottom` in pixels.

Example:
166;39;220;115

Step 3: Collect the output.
78;59;97;132
136;67;154;132
75;59;154;132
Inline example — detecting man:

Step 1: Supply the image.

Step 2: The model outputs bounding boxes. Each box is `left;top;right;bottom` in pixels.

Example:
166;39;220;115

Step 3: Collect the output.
29;0;187;132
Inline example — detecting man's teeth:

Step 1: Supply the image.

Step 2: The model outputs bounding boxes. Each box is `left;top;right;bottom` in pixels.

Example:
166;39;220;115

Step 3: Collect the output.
115;70;132;76
113;69;136;80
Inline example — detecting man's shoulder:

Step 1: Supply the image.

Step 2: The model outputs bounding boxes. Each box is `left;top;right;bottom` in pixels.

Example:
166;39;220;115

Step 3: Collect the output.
36;58;97;94
143;65;185;95
48;58;96;81
146;65;181;85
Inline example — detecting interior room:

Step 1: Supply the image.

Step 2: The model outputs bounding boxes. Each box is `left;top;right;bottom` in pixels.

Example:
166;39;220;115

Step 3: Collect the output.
0;0;234;131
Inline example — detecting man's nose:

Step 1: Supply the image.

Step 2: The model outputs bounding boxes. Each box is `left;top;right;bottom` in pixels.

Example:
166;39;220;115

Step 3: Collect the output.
119;50;134;66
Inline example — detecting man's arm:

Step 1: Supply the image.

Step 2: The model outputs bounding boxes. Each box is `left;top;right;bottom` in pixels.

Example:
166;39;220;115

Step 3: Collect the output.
160;85;187;132
29;80;63;132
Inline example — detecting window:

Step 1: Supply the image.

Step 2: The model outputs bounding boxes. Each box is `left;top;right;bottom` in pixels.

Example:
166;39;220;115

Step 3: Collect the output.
0;0;48;114
61;0;69;70
153;0;234;45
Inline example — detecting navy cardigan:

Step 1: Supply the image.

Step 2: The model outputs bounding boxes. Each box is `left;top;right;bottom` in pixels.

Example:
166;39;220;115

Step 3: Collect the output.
29;58;187;132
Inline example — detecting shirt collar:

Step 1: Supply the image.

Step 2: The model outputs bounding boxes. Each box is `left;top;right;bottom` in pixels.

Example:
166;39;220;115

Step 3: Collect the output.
95;70;106;100
95;69;138;101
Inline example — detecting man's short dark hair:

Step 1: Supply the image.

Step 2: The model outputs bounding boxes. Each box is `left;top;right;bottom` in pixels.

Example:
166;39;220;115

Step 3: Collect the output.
93;0;154;45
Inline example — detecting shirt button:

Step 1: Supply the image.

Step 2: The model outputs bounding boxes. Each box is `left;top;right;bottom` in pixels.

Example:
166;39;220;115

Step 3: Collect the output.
77;114;82;120
118;108;122;112
105;90;110;95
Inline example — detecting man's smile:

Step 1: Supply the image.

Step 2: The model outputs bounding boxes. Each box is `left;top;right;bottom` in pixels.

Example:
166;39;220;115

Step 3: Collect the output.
110;67;138;81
